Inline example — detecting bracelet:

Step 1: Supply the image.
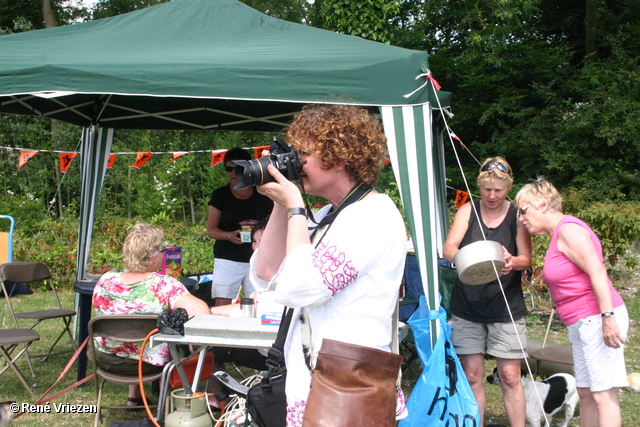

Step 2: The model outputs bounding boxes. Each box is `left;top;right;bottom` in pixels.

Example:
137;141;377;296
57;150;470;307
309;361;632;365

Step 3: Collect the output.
601;311;615;318
228;233;231;240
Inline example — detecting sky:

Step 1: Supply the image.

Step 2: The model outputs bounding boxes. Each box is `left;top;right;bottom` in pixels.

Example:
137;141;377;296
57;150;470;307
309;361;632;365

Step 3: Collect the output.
67;0;98;8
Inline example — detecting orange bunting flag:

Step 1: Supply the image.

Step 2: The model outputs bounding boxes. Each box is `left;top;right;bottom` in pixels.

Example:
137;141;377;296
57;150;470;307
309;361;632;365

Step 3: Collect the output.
129;152;153;169
383;157;391;166
169;151;189;164
454;190;469;209
107;154;117;169
59;152;77;173
253;145;270;159
18;150;38;169
210;150;226;167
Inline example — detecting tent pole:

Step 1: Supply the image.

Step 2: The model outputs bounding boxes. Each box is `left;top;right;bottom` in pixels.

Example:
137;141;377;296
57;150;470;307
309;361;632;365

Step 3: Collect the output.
73;126;113;339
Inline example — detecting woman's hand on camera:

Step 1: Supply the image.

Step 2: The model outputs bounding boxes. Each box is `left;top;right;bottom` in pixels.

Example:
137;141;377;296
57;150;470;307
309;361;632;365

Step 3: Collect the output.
257;164;304;209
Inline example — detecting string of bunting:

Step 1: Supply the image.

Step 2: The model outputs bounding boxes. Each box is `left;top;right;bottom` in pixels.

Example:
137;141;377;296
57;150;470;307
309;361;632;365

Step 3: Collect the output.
1;144;392;173
6;70;468;195
0;145;274;172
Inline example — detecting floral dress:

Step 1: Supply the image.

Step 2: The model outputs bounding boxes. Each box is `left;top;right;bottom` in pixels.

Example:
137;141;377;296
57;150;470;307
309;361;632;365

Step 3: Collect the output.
92;271;188;366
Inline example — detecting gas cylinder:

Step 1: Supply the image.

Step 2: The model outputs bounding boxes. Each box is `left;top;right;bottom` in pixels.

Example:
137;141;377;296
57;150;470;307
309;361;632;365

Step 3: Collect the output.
164;388;212;427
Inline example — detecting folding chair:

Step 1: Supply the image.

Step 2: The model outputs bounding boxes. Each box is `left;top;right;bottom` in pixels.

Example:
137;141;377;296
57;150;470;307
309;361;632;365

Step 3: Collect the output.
0;328;40;399
88;314;163;427
0;262;76;366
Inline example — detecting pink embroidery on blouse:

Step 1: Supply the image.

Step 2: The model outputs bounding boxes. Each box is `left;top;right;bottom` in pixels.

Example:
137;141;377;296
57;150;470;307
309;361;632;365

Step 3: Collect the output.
313;241;359;296
396;386;408;418
286;400;305;427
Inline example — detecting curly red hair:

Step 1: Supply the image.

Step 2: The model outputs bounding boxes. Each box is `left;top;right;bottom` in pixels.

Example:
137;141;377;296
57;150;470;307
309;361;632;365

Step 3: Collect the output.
286;105;387;186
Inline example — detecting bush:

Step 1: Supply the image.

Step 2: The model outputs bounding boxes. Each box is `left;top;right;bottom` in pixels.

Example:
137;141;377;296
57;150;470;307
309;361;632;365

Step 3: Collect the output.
563;189;640;269
10;215;214;285
88;216;214;277
12;216;79;286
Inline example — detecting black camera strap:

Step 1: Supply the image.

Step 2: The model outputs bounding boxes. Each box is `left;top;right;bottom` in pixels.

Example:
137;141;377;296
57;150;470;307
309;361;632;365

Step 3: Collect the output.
309;182;372;243
265;306;294;372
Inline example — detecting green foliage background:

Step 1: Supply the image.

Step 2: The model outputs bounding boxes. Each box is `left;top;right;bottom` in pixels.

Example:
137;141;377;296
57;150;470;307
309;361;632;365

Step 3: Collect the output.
1;0;639;285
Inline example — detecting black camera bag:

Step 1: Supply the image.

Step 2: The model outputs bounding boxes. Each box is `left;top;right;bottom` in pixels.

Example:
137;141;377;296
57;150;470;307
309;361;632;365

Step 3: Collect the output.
247;307;293;427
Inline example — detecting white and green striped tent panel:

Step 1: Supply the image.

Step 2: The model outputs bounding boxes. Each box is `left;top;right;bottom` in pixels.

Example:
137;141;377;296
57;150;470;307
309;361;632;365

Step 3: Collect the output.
382;104;450;344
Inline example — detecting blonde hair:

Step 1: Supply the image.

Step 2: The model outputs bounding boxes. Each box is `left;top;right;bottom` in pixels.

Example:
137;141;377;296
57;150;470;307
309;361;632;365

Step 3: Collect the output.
286;104;387;186
477;156;514;191
122;222;164;272
514;177;563;212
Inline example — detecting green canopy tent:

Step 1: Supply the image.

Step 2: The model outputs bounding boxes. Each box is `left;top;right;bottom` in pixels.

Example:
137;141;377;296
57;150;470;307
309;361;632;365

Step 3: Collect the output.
0;0;451;327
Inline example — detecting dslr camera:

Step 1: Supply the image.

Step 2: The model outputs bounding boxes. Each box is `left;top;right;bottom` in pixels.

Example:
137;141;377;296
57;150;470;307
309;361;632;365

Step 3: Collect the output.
233;136;302;189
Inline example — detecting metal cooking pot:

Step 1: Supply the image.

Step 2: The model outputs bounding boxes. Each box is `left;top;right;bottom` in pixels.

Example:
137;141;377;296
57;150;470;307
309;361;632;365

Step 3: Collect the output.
453;240;505;285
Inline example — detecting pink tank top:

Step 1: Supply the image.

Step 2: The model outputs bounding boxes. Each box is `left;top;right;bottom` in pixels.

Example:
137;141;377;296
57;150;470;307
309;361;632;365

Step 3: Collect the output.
542;216;624;326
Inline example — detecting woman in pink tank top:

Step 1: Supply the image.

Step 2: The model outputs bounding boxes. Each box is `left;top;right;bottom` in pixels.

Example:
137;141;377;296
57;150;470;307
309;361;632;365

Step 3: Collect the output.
515;178;628;427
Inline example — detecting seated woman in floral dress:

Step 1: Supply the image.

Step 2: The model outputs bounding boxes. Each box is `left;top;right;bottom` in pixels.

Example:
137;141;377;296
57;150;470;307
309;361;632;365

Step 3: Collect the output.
92;222;210;408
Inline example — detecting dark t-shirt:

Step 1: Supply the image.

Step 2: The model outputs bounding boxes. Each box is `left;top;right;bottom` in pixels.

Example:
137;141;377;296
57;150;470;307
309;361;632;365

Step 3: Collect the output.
449;200;526;322
208;185;273;263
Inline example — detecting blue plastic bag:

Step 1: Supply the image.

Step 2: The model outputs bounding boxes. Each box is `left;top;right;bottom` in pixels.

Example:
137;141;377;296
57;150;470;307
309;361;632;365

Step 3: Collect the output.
399;296;481;427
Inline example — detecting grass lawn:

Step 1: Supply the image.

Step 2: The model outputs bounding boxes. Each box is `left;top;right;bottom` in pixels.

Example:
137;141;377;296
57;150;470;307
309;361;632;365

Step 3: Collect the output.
2;268;640;426
0;288;163;426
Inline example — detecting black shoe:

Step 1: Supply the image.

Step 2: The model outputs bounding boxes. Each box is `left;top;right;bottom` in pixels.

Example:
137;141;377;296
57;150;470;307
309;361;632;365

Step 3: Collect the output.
126;397;144;412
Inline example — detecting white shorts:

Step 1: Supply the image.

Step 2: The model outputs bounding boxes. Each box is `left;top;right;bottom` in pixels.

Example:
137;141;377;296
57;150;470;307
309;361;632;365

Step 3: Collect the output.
211;258;255;299
568;305;629;391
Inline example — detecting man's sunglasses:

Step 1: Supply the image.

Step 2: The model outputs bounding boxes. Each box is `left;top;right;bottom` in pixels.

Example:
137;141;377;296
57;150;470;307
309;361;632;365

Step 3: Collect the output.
225;166;235;172
481;161;511;175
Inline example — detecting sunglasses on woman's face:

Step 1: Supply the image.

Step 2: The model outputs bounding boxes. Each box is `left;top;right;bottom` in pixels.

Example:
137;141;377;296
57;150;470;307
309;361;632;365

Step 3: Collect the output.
159;247;168;253
481;161;511;175
518;204;532;217
225;166;235;172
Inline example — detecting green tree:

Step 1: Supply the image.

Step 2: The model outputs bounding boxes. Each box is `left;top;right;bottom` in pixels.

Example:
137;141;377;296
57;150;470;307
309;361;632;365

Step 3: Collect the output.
401;0;640;201
239;0;308;23
91;0;169;20
316;0;400;43
0;0;86;30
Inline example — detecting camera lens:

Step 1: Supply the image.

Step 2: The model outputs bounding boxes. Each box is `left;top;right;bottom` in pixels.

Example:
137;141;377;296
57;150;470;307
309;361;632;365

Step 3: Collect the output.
233;157;275;189
231;138;302;190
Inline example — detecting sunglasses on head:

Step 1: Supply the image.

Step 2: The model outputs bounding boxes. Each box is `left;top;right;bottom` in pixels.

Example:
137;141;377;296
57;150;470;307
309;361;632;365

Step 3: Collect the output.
481;161;511;175
225;166;235;172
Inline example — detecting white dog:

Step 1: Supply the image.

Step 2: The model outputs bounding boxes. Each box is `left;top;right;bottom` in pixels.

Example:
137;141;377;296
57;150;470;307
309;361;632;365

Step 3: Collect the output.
487;368;579;427
0;401;15;427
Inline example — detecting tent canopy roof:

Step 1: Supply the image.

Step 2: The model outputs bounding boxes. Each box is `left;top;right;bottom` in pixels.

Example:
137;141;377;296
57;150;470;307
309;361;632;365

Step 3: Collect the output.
0;0;449;131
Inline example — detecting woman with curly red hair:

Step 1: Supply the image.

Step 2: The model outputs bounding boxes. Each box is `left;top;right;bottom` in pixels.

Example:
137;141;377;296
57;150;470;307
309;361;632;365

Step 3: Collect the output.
251;105;407;426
